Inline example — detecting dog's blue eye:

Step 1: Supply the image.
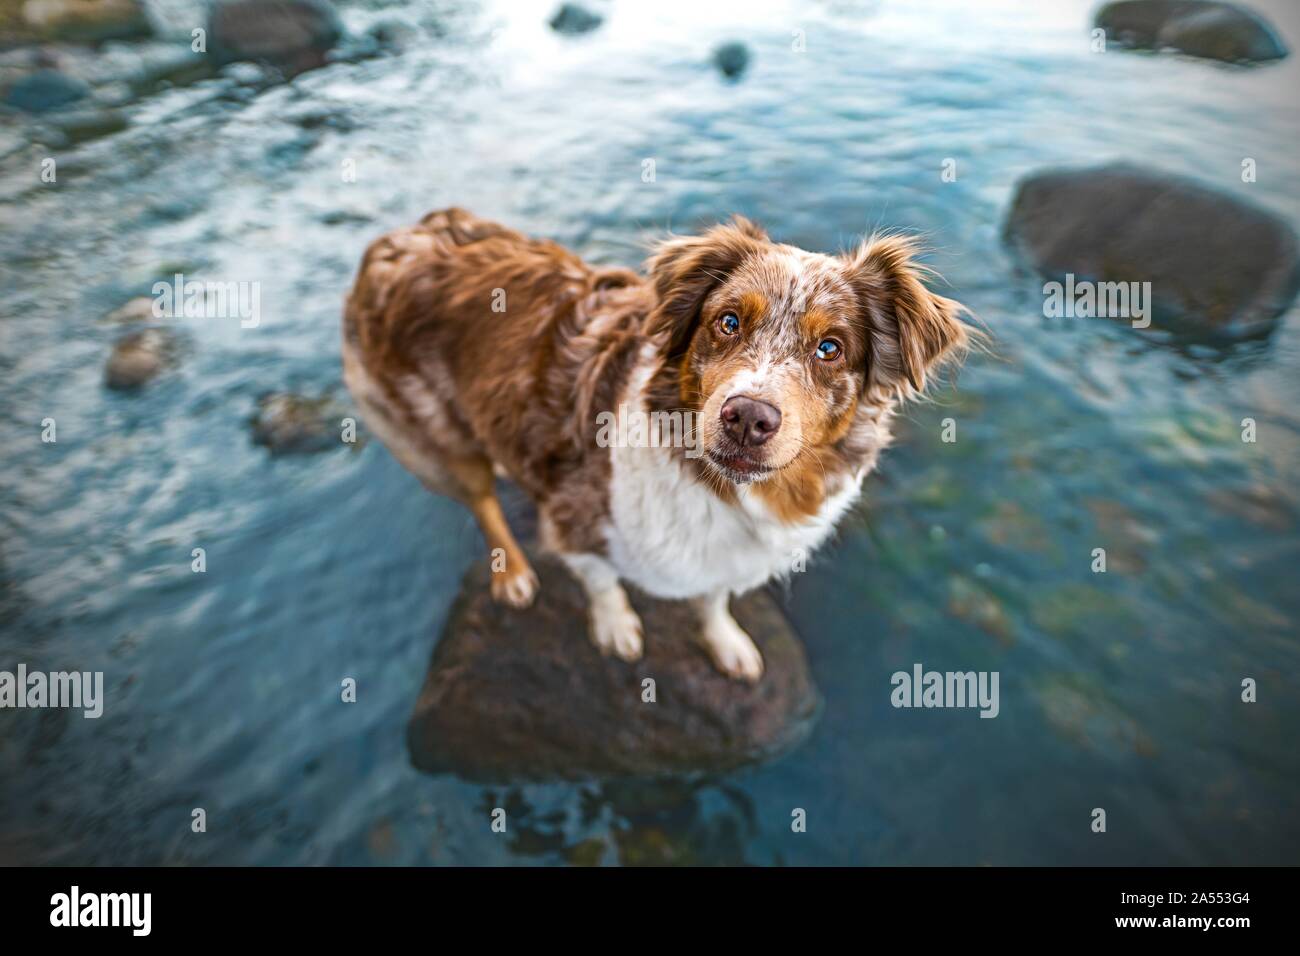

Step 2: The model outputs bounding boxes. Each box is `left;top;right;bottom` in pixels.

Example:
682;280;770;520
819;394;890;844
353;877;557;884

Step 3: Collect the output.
816;339;841;361
719;313;740;335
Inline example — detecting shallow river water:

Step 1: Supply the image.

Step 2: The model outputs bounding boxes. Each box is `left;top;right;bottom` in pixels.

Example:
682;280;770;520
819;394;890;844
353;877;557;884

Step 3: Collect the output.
1;0;1298;864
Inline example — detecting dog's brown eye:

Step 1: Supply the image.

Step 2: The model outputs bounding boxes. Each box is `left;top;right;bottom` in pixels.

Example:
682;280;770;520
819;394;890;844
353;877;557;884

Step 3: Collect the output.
815;339;842;361
719;312;740;336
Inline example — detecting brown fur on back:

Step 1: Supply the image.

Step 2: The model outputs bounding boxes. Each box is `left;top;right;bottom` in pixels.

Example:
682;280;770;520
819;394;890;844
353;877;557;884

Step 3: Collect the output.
344;208;650;551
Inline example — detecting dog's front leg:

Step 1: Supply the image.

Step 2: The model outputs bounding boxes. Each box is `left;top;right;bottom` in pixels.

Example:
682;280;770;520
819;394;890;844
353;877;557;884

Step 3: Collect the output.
691;590;764;683
559;553;643;662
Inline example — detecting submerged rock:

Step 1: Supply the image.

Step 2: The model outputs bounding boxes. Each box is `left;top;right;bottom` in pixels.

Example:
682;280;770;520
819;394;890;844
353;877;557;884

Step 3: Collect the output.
46;106;127;144
1096;1;1287;63
207;0;343;77
104;328;176;390
713;41;750;79
365;17;420;54
3;69;88;112
549;3;603;36
249;391;350;454
1004;163;1300;337
407;554;821;782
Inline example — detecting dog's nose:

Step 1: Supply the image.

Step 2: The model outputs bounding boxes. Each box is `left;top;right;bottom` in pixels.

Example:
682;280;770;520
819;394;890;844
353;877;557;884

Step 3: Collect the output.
720;396;782;447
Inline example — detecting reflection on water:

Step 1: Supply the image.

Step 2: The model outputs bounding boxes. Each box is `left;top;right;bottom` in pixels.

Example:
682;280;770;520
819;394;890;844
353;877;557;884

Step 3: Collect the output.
1;0;1298;865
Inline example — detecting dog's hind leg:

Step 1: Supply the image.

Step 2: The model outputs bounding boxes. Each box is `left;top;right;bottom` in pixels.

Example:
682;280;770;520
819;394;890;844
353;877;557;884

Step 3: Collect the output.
440;454;538;609
343;349;537;607
379;442;537;608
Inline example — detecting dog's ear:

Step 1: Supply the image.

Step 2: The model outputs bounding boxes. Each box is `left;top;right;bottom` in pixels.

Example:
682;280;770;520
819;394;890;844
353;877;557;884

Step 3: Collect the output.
646;216;768;356
841;234;971;399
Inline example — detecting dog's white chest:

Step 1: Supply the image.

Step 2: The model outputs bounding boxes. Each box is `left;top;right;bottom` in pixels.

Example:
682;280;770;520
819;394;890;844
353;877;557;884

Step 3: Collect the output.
604;441;862;600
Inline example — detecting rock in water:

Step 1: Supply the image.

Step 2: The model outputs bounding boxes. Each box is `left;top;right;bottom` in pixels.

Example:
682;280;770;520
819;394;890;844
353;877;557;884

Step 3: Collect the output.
713;41;751;79
548;4;603;36
408;554;821;782
104;329;176;390
103;297;157;324
249;392;350;454
207;0;343;77
3;69;89;113
1157;5;1286;61
47;107;129;145
1004;163;1300;337
1095;1;1287;63
13;0;152;45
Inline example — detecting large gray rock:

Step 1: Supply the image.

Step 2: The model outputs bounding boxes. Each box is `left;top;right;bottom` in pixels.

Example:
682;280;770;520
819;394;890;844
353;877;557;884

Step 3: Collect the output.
1096;1;1287;63
207;0;343;77
1004;163;1300;337
408;555;821;782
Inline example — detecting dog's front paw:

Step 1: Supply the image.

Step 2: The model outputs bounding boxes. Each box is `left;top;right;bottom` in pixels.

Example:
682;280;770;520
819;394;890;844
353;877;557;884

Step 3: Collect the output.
702;617;764;683
588;590;643;662
491;562;539;609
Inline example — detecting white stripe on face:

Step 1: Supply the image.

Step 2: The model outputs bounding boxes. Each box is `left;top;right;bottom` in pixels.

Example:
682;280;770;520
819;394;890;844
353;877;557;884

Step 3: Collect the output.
723;357;776;400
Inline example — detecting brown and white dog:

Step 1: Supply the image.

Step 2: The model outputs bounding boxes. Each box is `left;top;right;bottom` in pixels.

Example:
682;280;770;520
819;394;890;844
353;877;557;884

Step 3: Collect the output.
342;208;972;681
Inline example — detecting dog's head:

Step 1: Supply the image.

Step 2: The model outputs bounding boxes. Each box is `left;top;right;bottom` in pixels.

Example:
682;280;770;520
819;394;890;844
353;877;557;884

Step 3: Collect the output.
646;216;971;484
